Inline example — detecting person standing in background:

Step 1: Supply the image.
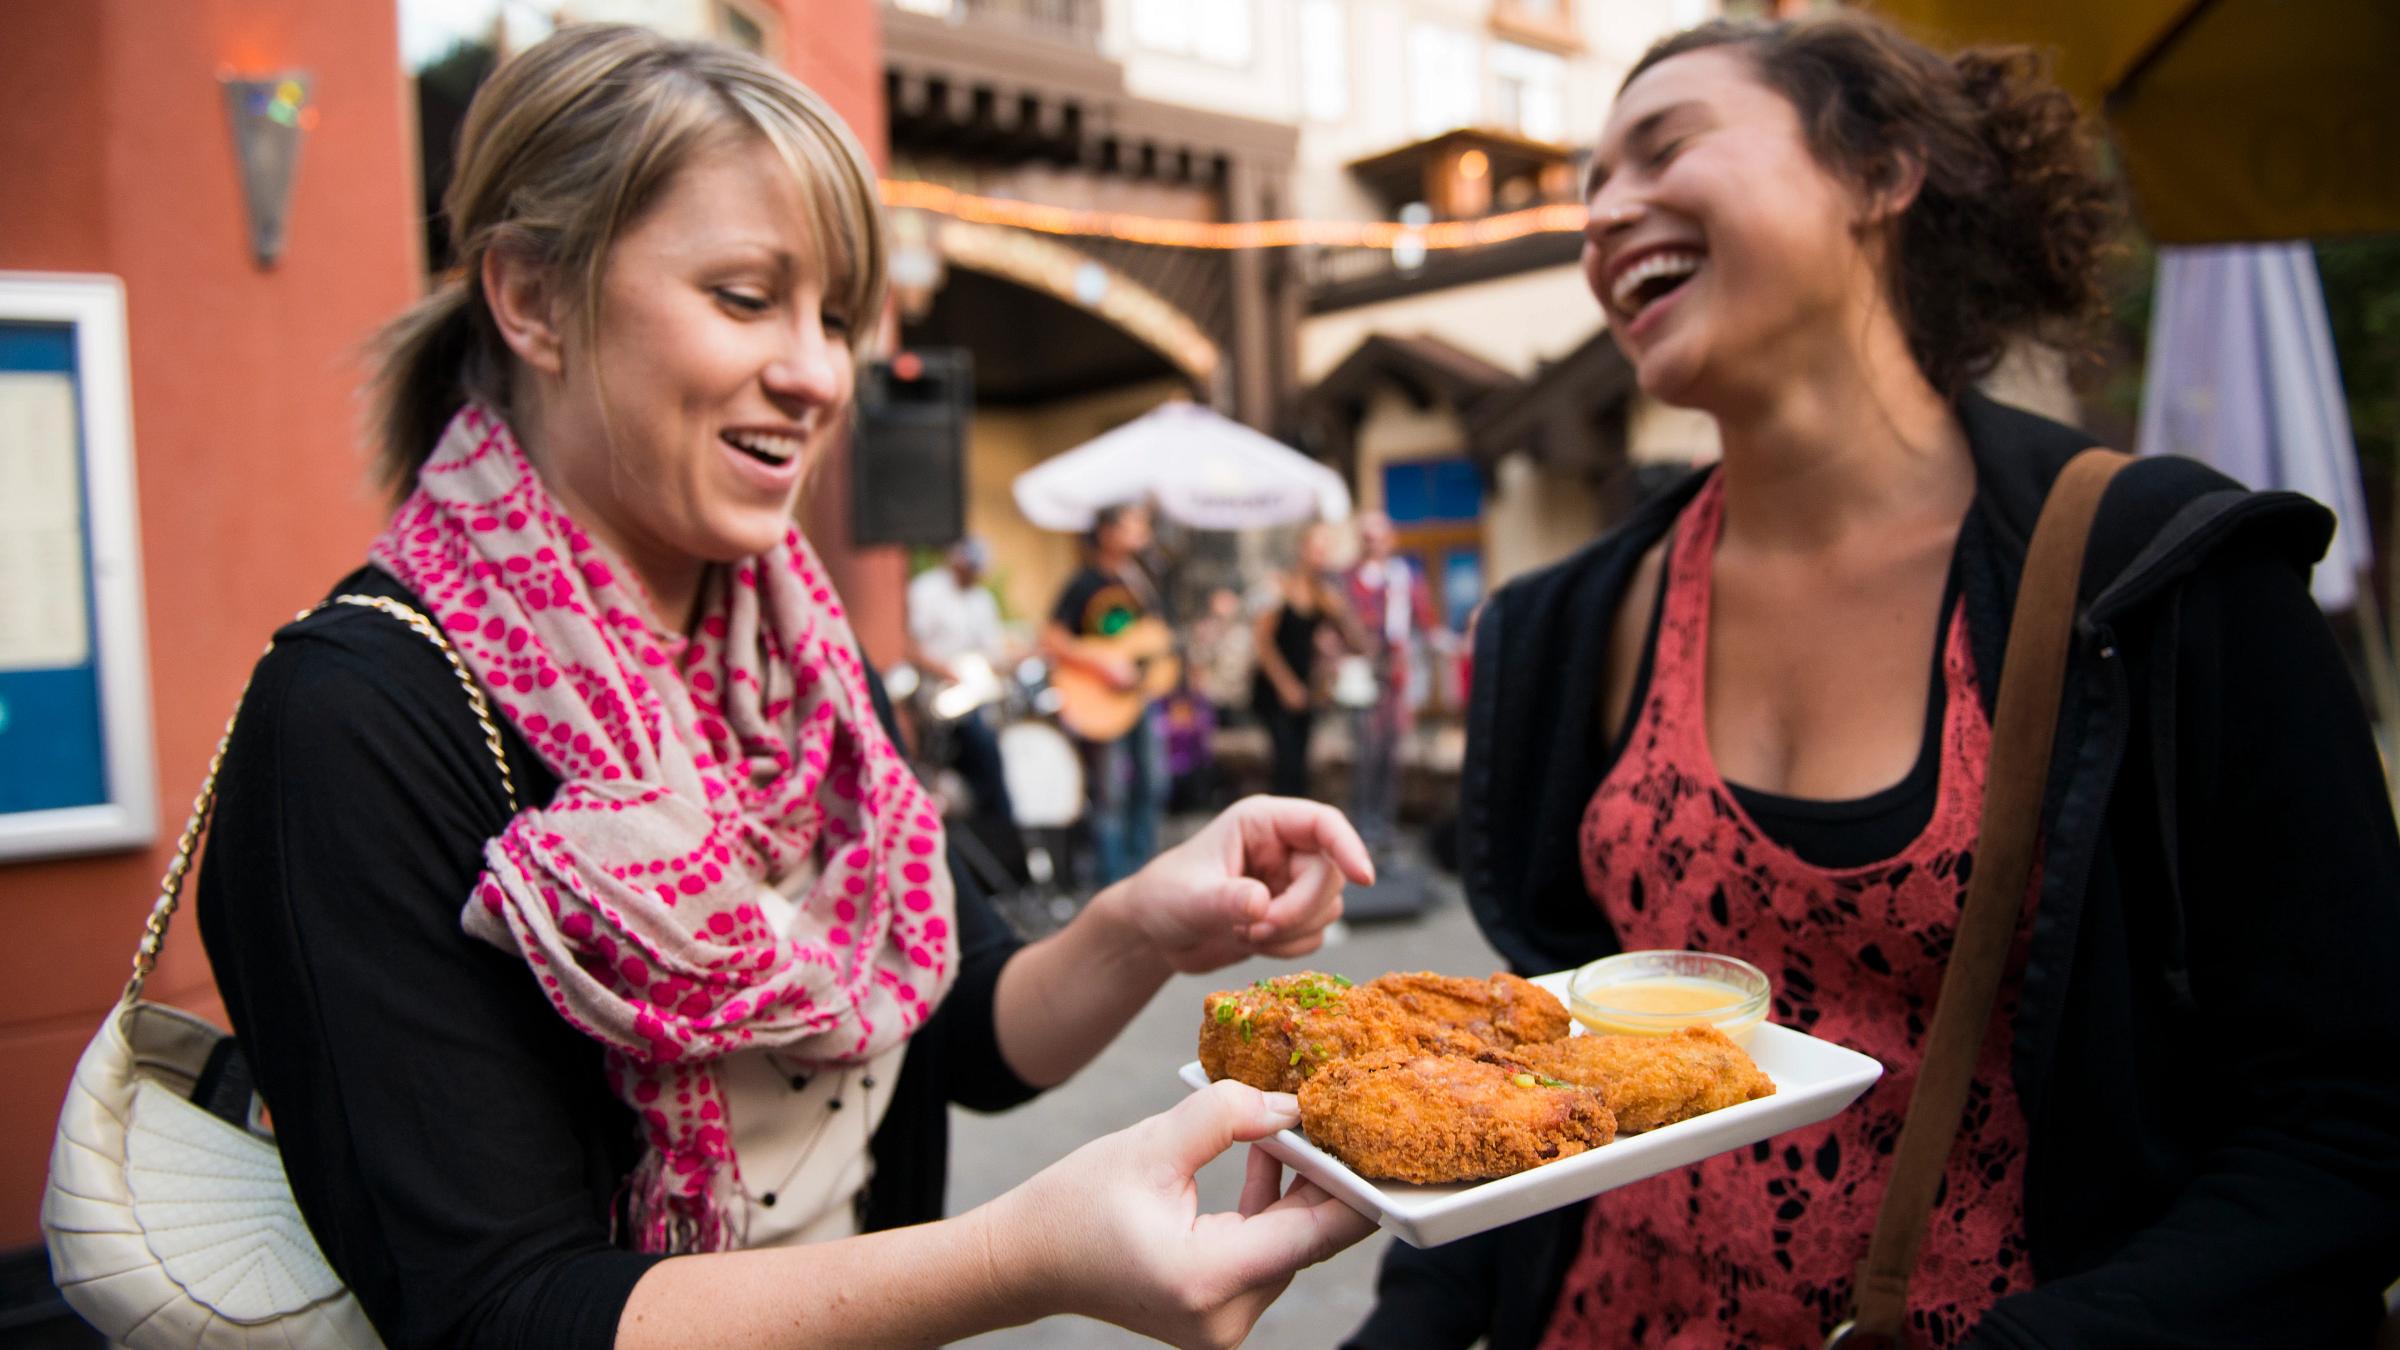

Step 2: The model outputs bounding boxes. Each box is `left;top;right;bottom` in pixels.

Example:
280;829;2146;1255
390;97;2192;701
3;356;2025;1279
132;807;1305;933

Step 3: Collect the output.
906;537;1004;684
1253;523;1366;799
1161;585;1254;813
1344;511;1445;845
905;535;1018;865
1185;586;1257;725
1042;502;1170;886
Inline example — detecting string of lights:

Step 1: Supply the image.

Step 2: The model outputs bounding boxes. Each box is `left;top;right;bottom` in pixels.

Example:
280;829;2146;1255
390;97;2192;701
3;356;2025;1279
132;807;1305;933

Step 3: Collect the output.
879;179;1588;251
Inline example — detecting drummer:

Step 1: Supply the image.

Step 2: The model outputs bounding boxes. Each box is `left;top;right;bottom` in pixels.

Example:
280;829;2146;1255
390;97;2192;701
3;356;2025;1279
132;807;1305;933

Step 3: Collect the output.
905;535;1018;851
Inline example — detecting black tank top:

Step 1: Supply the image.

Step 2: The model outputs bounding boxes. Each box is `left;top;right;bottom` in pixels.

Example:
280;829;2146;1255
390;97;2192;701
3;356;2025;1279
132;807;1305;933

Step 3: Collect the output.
1254;591;1330;710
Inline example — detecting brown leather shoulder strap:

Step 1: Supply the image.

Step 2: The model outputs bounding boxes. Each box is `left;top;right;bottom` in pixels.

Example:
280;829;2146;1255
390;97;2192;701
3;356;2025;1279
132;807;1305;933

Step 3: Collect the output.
1835;448;2131;1347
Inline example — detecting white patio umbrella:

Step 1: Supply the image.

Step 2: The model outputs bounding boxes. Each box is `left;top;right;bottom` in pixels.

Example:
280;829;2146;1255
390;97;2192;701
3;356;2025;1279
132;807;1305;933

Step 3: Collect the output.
2137;241;2400;797
1011;401;1352;532
2136;243;2371;611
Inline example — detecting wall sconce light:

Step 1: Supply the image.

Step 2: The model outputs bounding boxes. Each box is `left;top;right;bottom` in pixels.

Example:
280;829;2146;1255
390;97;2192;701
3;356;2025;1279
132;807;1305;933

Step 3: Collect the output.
218;70;317;268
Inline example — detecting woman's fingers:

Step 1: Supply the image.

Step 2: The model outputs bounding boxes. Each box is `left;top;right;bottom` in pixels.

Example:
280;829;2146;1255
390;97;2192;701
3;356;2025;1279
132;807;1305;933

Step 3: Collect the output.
1238;797;1375;888
1205;876;1275;939
1238;1144;1284;1218
1266;1174;1339;1213
1069;1099;1372;1350
1147;1080;1301;1178
1212;1178;1379;1289
1256;928;1330;959
1249;852;1345;944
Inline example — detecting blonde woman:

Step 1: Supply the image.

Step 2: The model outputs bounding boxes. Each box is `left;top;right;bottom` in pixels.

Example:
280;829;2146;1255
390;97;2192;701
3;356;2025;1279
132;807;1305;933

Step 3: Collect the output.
197;26;1370;1348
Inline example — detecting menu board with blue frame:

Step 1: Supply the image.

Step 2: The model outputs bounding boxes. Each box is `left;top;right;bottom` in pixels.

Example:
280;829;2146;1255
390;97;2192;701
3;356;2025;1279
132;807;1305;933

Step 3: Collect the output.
0;274;155;861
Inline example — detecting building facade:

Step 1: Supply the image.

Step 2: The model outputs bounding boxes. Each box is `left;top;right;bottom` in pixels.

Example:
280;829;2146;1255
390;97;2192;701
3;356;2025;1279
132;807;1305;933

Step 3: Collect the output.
877;0;1303;621
1119;0;2069;626
1049;0;1725;724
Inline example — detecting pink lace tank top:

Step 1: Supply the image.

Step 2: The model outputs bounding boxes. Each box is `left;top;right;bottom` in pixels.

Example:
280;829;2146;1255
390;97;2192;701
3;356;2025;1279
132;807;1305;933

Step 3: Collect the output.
1542;476;2036;1348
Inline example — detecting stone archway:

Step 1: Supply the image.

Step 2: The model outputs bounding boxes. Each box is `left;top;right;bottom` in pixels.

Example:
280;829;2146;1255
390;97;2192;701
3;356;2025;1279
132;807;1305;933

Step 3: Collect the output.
903;215;1222;389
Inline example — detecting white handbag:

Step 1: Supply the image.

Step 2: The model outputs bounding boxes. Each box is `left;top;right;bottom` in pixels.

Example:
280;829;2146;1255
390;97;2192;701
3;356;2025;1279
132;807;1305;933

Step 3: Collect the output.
42;595;514;1347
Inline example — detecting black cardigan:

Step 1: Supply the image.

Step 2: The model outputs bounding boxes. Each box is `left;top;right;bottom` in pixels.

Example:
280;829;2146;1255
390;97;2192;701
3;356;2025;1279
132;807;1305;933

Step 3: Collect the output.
1352;395;2400;1349
197;566;1037;1350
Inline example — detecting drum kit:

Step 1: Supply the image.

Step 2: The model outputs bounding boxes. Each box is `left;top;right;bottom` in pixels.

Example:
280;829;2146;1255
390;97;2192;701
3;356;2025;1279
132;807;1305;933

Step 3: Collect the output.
885;651;1087;929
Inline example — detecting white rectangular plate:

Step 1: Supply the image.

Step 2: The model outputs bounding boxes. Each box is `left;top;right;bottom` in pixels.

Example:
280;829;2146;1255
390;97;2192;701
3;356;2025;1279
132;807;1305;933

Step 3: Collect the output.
1177;970;1883;1248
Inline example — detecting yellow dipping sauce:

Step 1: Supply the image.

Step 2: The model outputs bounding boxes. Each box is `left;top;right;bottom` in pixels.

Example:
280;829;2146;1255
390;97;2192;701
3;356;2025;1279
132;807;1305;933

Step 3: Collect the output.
1570;976;1766;1041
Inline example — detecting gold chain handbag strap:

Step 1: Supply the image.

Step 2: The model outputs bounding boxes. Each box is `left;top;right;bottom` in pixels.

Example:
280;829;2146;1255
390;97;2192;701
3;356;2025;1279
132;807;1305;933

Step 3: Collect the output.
121;593;518;1007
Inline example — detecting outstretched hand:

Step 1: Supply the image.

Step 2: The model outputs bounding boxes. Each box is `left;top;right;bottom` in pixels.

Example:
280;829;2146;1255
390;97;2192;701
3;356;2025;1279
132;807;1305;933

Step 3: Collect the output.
1106;796;1375;975
983;1079;1376;1350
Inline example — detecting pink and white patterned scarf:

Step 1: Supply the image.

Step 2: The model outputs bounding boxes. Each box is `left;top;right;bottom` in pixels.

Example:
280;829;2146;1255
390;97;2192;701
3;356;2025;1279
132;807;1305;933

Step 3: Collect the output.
371;406;957;1253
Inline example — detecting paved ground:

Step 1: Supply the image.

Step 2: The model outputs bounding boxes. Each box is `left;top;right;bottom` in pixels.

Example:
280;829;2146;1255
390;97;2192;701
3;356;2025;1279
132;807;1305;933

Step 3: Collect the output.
948;836;1501;1350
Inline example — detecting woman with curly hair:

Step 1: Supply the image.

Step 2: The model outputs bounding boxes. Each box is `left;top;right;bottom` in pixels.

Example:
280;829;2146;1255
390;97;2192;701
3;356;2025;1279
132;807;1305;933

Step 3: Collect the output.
1348;13;2400;1349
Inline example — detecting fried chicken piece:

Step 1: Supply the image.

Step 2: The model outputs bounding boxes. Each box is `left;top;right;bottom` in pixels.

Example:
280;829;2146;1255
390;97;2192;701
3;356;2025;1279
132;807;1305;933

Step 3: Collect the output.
1363;970;1573;1048
1199;972;1483;1092
1511;1026;1776;1134
1296;1049;1616;1184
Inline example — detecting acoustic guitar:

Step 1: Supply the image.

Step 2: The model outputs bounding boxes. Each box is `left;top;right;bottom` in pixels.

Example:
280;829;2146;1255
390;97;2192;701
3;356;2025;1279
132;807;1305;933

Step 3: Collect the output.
1050;617;1182;742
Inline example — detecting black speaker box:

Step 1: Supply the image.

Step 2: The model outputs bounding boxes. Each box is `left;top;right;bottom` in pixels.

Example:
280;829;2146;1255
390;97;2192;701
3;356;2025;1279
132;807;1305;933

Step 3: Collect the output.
852;348;972;546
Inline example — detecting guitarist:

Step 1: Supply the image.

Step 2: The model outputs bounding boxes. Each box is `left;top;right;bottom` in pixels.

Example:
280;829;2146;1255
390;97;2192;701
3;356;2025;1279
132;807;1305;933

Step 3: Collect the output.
1041;501;1171;886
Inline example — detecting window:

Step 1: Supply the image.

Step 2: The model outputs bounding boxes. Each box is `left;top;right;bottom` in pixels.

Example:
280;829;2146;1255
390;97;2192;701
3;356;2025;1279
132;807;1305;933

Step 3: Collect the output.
400;0;499;70
1297;0;1347;123
1491;0;1581;56
1438;548;1484;633
1131;0;1193;52
1491;42;1564;143
1131;0;1251;65
1407;24;1480;138
402;0;504;274
1383;458;1484;526
1194;0;1251;65
1379;458;1485;702
0;276;158;858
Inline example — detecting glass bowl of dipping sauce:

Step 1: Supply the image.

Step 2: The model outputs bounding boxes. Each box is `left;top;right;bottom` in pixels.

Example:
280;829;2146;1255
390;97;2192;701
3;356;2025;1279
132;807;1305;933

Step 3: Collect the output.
1568;950;1771;1044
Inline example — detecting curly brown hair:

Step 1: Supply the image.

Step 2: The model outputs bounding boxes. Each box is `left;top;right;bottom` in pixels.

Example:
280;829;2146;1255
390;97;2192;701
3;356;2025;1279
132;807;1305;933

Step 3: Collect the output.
1623;13;2119;400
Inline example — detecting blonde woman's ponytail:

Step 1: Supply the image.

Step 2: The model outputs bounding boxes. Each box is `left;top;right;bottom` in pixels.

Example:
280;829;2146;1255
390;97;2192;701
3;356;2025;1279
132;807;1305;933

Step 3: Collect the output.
366;274;504;499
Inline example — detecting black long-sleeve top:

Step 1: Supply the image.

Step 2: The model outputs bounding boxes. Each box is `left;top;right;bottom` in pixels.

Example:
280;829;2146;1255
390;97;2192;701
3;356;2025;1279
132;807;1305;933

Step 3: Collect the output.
196;566;1038;1349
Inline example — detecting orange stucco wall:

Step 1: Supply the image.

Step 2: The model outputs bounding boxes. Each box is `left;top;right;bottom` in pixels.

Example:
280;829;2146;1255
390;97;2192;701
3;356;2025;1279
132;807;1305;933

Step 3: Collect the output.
0;1;420;1248
781;0;908;670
